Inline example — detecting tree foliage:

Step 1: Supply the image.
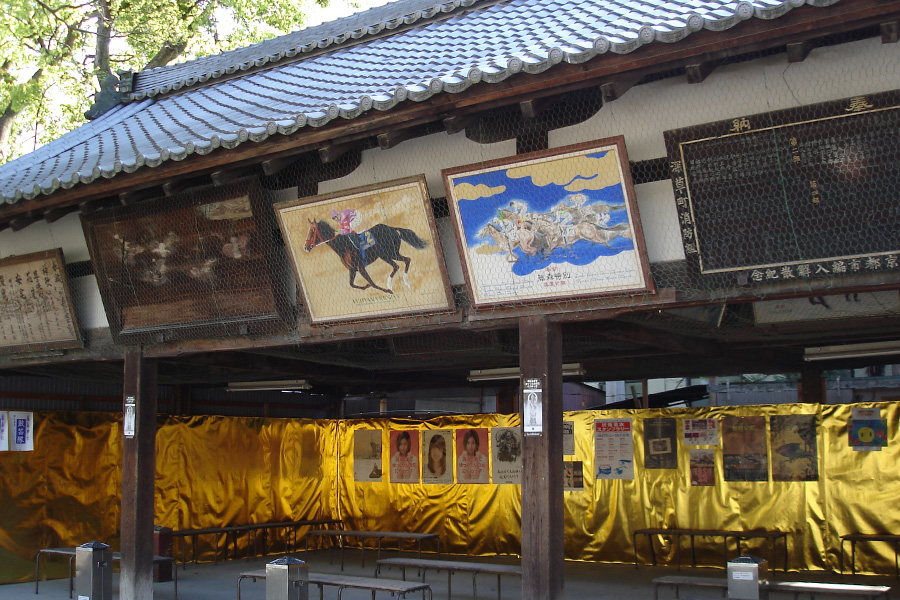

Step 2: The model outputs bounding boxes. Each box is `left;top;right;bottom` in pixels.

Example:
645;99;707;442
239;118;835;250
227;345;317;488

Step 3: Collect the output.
1;0;329;163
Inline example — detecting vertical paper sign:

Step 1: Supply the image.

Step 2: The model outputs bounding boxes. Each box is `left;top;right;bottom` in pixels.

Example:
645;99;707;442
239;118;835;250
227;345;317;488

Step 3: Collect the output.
594;419;634;480
644;418;678;469
683;419;719;446
456;428;490;483
771;414;818;481
849;407;888;451
722;416;768;481
354;430;383;482
10;411;34;451
422;430;453;484
492;427;523;484
123;396;136;438
563;421;575;455
523;378;543;436
0;411;8;451
563;461;584;491
389;430;420;483
690;449;716;486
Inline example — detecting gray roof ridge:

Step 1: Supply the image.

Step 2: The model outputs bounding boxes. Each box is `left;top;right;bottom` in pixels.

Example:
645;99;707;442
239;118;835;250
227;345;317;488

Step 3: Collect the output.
128;0;483;102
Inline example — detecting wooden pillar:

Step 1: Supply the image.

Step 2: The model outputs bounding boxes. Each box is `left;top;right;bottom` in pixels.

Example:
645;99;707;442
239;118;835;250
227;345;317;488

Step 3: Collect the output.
120;349;158;600
519;315;564;600
799;368;825;403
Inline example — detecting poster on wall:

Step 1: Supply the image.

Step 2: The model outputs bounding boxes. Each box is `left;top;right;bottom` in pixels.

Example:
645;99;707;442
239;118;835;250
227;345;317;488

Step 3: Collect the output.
442;137;653;308
421;430;453;484
353;430;383;482
770;414;818;481
643;418;677;469
683;418;719;446
563;421;575;455
689;449;716;486
594;419;634;480
563;461;584;491
456;428;490;483
389;430;420;483
275;175;454;323
849;407;888;451
0;249;82;354
491;427;523;484
0;411;7;451
9;411;34;451
722;416;768;481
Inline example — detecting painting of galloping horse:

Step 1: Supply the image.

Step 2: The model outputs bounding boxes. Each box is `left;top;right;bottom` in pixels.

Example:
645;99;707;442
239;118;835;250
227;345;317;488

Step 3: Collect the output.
275;175;454;323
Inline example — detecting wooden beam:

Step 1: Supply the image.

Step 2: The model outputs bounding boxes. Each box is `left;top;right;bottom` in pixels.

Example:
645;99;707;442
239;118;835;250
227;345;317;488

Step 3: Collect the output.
10;212;43;232
519;315;564;600
210;166;257;186
318;141;359;164
261;154;302;176
79;196;122;215
519;96;557;119
786;40;814;63
600;76;642;103
162;175;210;196
443;114;478;135
685;61;716;84
119;187;161;205
882;21;899;43
377;129;414;150
44;204;80;223
120;349;157;600
799;368;825;403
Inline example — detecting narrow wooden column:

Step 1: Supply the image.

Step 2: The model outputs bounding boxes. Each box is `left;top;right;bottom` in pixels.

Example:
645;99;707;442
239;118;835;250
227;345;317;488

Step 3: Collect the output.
519;315;564;600
120;348;158;600
799;368;825;403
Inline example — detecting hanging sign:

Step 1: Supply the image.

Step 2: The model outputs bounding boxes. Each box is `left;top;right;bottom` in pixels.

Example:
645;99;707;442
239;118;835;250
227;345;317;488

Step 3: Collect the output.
523;378;543;436
123;396;136;438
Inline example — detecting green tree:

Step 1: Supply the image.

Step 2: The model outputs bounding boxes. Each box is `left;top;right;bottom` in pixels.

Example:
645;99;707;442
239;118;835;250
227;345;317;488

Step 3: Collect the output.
1;0;328;164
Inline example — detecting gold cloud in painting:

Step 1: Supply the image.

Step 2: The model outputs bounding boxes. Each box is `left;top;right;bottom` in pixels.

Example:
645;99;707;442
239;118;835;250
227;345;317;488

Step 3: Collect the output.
453;182;506;201
507;152;621;192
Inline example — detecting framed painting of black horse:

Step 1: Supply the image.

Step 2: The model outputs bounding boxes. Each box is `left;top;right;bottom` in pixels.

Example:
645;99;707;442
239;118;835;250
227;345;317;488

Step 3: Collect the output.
275;175;454;324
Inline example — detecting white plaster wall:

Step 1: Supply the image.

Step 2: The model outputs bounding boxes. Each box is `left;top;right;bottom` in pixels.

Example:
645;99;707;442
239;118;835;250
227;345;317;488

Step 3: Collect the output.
0;212;90;262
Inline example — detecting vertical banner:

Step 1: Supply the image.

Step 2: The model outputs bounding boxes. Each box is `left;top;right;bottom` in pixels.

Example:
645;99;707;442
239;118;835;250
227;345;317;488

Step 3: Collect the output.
722;416;768;481
353;429;383;482
594;418;633;480
849;407;888;451
123;396;135;438
523;378;543;435
456;428;490;483
389;430;420;483
683;418;719;446
0;411;7;451
563;461;584;491
689;449;716;486
421;430;453;484
491;427;523;484
9;411;34;451
771;414;818;481
643;418;677;469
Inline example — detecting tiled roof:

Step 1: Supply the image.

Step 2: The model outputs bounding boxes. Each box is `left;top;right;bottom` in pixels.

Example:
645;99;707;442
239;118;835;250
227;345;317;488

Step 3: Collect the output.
0;0;840;205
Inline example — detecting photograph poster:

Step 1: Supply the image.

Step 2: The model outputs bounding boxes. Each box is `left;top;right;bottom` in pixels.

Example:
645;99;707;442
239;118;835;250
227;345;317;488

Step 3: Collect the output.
594;418;634;480
683;418;719;446
564;461;584;491
689;449;716;486
421;430;453;484
643;418;677;469
353;429;383;482
389;430;420;483
563;420;575;455
456;428;490;483
443;137;652;307
722;416;768;481
771;414;818;481
491;427;523;484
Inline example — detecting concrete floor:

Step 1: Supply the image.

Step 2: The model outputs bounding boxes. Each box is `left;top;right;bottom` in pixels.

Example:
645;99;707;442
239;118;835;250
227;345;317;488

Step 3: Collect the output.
5;549;897;600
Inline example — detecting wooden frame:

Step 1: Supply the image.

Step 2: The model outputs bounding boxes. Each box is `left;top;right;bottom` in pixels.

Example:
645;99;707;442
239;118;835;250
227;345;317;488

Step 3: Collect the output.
274;175;454;324
82;178;288;343
442;136;653;308
0;249;82;354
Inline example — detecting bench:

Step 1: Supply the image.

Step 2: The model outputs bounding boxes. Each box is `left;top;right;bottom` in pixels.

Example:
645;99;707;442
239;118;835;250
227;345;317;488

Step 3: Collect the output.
306;529;441;570
652;575;890;600
237;568;433;600
375;557;522;600
34;547;177;599
635;528;789;572
840;534;900;578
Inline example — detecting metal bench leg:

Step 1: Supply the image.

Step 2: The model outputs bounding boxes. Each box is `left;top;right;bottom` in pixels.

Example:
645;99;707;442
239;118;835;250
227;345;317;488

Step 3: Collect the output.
473;571;478;600
68;555;74;598
497;574;502;600
34;551;42;595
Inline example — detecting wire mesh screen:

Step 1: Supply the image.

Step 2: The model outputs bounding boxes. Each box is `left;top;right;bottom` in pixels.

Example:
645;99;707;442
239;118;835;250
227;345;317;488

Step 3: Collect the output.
1;30;899;377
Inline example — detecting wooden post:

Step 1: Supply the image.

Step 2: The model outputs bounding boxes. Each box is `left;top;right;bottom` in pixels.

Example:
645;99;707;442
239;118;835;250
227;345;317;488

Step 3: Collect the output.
799;368;825;403
120;348;158;600
519;315;564;600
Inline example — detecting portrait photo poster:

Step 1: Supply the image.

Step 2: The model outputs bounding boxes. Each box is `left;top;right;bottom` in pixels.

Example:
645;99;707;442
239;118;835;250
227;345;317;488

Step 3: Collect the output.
491;427;523;484
353;429;383;482
421;430;453;484
456;427;490;483
389;430;420;483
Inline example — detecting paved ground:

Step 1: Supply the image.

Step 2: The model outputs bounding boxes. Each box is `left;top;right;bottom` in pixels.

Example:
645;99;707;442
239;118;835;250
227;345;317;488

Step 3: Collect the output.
5;548;897;600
